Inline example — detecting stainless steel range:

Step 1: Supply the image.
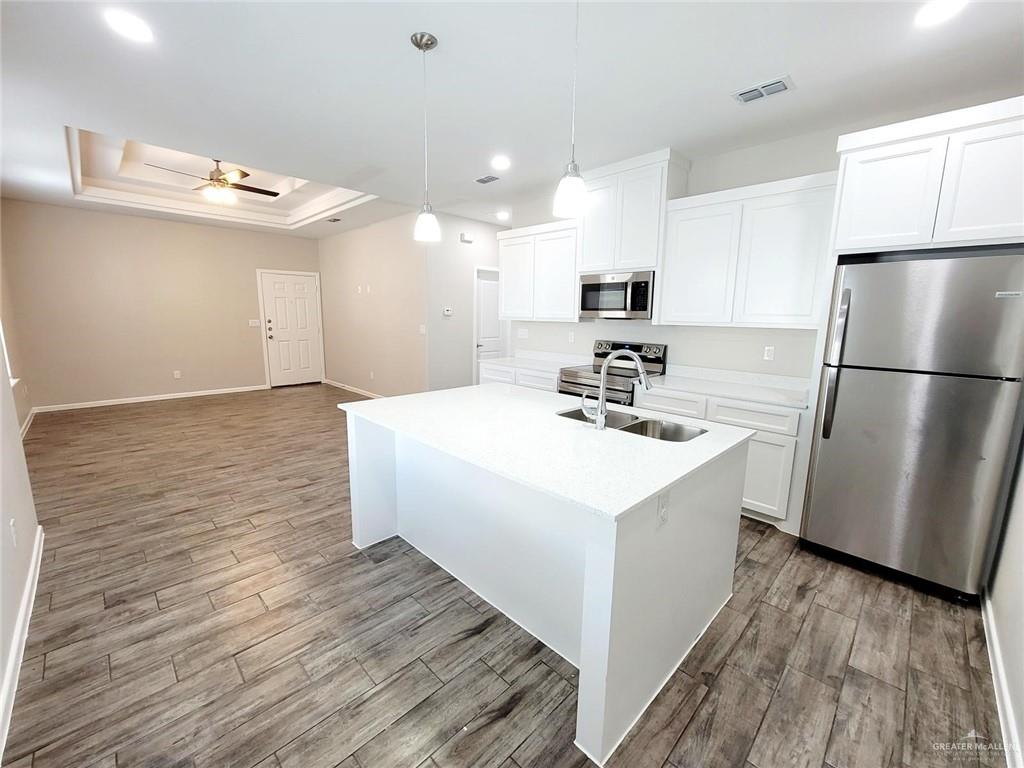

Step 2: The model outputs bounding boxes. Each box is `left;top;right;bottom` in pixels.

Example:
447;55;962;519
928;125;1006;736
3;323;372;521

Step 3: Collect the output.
558;340;666;406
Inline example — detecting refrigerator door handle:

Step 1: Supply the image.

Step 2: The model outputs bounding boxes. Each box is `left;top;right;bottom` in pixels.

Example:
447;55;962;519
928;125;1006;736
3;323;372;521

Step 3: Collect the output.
827;288;852;367
822;366;840;439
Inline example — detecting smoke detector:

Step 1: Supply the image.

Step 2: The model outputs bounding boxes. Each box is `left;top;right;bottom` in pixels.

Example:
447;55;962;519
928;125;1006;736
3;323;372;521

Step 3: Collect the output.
733;76;794;104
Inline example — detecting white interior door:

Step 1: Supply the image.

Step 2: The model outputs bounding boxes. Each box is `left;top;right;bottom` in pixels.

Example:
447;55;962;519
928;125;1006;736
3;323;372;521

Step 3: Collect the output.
260;272;324;387
475;271;503;381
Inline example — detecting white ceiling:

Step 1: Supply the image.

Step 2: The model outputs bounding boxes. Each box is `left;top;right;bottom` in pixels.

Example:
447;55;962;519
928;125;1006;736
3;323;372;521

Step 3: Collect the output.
2;1;1022;236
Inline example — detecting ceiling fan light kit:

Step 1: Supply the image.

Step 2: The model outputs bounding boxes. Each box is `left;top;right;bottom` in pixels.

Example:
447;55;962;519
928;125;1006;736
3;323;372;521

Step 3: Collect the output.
412;31;442;243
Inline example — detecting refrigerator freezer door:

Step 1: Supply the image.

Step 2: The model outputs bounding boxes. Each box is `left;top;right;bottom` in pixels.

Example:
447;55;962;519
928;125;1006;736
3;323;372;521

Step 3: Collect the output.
824;253;1024;378
803;366;1022;593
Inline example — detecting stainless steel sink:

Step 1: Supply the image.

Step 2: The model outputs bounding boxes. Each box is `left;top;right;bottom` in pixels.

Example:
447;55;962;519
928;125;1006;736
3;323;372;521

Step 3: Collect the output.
618;419;707;442
557;408;640;430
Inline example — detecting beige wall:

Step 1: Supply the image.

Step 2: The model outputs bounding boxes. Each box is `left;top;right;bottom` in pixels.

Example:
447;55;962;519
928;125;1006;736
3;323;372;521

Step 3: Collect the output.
0;346;40;745
512;320;817;379
1;200;318;408
318;211;499;397
988;461;1024;751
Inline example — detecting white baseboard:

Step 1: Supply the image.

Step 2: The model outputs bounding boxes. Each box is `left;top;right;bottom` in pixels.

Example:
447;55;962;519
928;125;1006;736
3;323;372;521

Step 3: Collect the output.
982;593;1022;768
0;525;44;756
18;410;34;440
30;384;270;414
322;379;381;399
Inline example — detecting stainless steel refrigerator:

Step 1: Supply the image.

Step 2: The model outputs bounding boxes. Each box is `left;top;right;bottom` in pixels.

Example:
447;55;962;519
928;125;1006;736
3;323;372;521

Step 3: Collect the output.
802;248;1024;595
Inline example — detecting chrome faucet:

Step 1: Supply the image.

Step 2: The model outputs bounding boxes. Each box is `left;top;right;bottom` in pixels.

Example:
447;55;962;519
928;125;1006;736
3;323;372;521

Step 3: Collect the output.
580;349;653;429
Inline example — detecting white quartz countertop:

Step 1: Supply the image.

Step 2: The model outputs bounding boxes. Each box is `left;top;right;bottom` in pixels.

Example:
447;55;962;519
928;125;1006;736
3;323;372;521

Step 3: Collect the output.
478;357;574;374
653;373;810;409
339;384;753;520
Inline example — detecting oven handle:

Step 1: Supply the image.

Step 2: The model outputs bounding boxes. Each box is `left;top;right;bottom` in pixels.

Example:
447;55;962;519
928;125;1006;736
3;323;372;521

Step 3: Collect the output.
557;381;632;404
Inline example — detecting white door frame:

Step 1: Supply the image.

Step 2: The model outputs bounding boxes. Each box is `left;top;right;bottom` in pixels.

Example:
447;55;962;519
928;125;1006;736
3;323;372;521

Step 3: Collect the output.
255;269;327;388
472;266;503;384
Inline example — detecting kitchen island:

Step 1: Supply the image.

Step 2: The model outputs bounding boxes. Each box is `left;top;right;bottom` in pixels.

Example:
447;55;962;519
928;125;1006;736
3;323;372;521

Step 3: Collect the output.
339;383;752;765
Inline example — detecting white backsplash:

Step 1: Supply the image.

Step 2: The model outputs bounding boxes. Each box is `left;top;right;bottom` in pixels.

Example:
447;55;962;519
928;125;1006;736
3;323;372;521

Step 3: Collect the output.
511;320;818;379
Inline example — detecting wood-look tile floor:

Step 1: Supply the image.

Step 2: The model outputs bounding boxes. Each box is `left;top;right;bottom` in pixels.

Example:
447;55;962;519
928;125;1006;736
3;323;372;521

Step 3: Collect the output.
3;383;1007;768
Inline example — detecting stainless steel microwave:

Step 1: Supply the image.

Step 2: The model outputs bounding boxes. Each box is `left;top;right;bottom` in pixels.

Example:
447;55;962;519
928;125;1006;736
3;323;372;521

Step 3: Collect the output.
579;271;654;319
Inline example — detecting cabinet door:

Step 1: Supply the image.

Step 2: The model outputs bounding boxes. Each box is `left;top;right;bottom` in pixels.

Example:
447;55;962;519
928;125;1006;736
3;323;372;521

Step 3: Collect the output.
615;164;665;270
514;369;558;391
532;229;579;322
478;364;515;384
498;237;535;319
834;136;948;250
658;202;742;324
741;431;796;519
579;176;618;271
934;119;1024;243
733;188;834;326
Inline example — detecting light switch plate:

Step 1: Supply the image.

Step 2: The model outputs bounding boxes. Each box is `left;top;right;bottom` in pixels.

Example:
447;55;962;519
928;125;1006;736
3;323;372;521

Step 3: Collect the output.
517;327;529;340
248;319;259;327
763;345;775;361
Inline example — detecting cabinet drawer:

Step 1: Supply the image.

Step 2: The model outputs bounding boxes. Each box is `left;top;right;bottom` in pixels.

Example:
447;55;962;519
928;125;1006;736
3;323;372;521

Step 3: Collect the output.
514;369;558;391
742;431;797;520
478;365;515;384
634;388;708;418
707;397;799;436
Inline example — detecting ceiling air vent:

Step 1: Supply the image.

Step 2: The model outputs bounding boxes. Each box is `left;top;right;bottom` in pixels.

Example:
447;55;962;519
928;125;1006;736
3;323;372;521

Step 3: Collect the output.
326;217;341;223
475;175;499;184
733;76;794;104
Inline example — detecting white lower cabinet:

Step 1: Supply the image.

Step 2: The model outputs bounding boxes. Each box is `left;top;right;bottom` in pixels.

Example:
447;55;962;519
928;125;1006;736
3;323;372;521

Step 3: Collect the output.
636;386;799;520
513;369;558;391
742;431;796;519
478;363;515;385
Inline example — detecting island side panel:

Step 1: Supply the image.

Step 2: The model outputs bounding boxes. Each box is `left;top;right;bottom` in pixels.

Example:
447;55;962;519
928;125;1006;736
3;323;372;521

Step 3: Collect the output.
575;443;748;765
393;435;587;665
347;414;399;549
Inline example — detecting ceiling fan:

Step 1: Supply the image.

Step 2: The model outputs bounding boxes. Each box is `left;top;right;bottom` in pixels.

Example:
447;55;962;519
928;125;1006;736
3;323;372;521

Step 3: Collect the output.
144;159;279;203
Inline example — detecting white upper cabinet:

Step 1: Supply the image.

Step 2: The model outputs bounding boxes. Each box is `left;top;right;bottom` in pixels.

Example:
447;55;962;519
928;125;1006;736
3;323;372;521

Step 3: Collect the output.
933;119;1024;243
578;149;687;273
657;173;836;328
498;222;578;322
616;164;666;270
532;229;579;321
659;202;742;324
833;136;948;251
580;176;618;271
834;96;1024;251
733;188;834;326
498;236;535;320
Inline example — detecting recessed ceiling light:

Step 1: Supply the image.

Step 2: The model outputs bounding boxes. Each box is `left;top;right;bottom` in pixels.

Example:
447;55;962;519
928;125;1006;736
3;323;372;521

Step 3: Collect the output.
103;8;154;43
914;0;968;27
495;210;510;222
490;155;512;172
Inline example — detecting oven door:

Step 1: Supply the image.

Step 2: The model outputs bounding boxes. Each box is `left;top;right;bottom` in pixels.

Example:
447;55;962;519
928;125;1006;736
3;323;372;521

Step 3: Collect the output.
557;381;633;405
579;272;653;319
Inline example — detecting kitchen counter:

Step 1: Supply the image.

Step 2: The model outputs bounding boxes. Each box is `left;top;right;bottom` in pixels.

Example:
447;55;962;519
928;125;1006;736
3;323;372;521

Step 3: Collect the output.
339;383;752;518
655;367;811;409
339;383;752;765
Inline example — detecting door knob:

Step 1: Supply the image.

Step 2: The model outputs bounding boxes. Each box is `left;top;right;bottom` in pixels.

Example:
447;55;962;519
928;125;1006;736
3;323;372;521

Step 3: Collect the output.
268;334;274;340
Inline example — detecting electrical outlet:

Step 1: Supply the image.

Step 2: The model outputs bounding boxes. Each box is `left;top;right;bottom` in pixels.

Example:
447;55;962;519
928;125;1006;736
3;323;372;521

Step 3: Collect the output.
9;519;17;549
366;284;372;295
248;319;260;328
763;345;775;361
517;327;529;340
369;370;375;381
173;370;182;379
569;331;575;344
418;324;427;335
357;285;362;295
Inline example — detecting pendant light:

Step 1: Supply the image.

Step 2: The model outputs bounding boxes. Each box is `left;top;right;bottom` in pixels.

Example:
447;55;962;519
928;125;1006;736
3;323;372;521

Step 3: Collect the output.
553;1;587;219
412;32;441;242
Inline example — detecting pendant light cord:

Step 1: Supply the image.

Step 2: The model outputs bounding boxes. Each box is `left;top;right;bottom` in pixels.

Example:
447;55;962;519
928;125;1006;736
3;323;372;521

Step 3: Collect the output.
422;49;430;203
568;0;580;164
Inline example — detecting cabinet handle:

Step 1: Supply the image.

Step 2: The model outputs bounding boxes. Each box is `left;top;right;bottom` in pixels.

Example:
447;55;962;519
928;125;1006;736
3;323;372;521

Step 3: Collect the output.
822;367;840;439
827;287;851;366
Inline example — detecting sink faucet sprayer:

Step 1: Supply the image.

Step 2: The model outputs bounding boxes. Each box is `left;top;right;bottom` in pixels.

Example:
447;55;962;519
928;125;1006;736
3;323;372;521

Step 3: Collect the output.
580;349;652;430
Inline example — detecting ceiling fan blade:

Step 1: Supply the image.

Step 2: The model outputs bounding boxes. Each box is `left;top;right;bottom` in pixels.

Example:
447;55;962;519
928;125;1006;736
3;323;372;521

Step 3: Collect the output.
193;183;212;191
222;168;250;184
145;163;210;181
228;183;279;198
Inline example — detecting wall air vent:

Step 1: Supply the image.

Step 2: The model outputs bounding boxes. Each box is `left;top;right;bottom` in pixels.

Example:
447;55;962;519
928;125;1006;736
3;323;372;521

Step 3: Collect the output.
733;76;794;104
475;175;499;184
